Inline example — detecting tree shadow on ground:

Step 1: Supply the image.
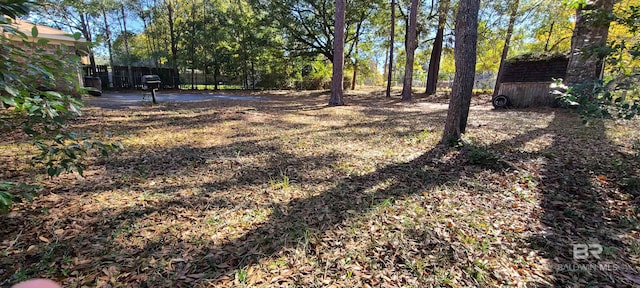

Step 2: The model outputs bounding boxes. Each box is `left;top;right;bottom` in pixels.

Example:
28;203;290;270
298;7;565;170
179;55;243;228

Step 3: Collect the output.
523;115;639;286
2;100;638;286
104;113;604;285
173;110;636;286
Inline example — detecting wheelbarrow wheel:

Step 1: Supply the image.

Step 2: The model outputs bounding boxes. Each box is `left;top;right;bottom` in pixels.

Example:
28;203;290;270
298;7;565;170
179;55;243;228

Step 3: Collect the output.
492;94;510;108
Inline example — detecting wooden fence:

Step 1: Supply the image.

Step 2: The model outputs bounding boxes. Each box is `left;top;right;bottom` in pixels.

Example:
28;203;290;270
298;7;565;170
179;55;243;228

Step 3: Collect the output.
83;65;179;89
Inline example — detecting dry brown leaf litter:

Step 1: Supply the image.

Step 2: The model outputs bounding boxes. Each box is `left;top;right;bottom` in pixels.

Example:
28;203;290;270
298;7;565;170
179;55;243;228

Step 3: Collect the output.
1;89;639;287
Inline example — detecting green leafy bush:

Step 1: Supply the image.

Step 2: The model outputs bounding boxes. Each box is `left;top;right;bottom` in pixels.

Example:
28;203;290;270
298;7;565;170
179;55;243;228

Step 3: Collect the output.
0;182;38;213
552;77;640;120
342;75;352;91
299;76;331;90
0;1;121;211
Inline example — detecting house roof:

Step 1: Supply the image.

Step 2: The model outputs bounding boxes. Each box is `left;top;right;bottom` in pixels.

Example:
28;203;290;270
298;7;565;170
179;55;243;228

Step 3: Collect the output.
8;19;86;43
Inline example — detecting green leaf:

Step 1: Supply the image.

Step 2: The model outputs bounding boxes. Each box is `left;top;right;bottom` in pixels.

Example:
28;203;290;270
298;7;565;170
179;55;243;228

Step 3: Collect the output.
42;91;62;100
3;85;19;97
47;167;57;177
76;165;84;177
31;26;38;38
68;103;82;115
1;95;17;106
54;134;65;143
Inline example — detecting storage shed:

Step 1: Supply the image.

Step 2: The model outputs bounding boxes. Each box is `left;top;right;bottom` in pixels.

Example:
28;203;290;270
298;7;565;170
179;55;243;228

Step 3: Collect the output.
494;54;568;108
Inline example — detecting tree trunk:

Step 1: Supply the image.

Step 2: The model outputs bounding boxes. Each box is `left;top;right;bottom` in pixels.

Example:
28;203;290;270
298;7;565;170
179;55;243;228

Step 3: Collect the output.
140;13;154;68
351;22;360;91
190;2;196;90
191;68;195;89
79;13;96;76
251;59;256;90
149;9;160;69
425;0;450;95
544;21;555;52
240;31;248;90
399;7;408;96
203;0;209;89
386;0;395;98
214;63;219;91
204;68;209;90
102;9;115;88
383;44;389;79
167;0;179;89
492;0;519;97
121;5;133;88
441;0;480;143
241;38;248;89
400;0;419;101
329;0;346;106
565;0;614;86
242;58;248;89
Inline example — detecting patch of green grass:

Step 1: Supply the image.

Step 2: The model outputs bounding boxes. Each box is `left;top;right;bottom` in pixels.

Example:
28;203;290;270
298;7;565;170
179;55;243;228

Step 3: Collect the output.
470;259;489;285
12;269;30;283
602;246;618;259
466;145;500;167
205;215;221;226
137;190;169;202
299;226;318;252
406;259;428;279
458;232;477;246
373;197;394;210
631;140;640;157
630;240;640;256
179;84;243;90
434;268;455;285
269;173;291;190
235;268;248;284
617;216;639;229
621;177;640;195
404;129;433;145
478;239;491;254
266;257;289;270
111;220;138;239
563;207;580;218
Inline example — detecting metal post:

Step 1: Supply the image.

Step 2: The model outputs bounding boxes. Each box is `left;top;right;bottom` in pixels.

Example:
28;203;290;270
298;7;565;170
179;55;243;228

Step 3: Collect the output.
151;88;157;104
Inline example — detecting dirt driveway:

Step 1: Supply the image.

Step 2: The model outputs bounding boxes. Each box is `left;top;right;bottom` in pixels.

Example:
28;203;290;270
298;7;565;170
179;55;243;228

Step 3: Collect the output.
84;91;266;109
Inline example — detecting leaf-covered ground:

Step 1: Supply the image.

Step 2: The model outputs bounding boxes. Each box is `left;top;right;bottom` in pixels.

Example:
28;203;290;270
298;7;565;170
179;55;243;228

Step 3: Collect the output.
1;89;639;287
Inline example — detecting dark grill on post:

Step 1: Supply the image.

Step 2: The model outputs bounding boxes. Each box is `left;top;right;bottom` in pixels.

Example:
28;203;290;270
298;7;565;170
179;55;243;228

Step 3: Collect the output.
141;75;162;90
141;75;161;104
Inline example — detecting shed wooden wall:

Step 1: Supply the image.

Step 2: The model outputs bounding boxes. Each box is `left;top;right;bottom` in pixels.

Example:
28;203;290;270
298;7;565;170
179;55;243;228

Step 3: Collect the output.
497;55;568;108
497;82;557;108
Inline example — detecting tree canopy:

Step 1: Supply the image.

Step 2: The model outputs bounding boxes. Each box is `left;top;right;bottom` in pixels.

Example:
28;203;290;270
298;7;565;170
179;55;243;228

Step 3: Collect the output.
23;0;633;92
